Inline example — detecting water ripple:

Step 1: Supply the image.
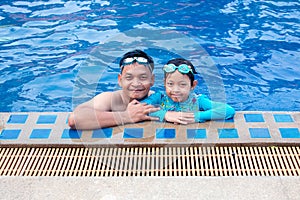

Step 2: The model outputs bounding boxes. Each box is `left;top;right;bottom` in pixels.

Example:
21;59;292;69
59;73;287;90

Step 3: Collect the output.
0;0;299;111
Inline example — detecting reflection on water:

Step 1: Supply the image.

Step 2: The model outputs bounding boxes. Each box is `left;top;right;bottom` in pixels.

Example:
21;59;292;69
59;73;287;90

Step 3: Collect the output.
0;0;299;111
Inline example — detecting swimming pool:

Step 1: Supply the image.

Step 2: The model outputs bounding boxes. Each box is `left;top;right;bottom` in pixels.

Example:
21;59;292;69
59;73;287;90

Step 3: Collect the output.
0;0;299;112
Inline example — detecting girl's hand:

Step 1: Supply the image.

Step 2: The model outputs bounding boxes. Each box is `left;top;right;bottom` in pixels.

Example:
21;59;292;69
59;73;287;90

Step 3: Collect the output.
164;111;195;124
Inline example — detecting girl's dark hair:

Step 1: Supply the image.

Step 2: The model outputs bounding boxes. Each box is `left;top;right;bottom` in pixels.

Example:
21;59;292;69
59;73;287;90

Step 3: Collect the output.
165;58;197;86
119;49;154;73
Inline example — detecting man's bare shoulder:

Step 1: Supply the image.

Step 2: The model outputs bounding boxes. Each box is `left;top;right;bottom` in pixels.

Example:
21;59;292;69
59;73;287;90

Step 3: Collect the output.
92;90;124;110
93;90;122;101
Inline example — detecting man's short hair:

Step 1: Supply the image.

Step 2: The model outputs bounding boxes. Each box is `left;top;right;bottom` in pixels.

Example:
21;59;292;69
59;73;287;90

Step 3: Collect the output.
119;49;154;73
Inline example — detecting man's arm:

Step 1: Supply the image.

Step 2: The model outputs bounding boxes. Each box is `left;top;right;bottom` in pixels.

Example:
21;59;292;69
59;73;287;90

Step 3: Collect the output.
68;92;159;130
68;92;119;129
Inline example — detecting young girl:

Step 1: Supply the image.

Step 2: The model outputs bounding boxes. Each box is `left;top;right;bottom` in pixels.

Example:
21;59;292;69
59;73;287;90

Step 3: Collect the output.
142;58;235;124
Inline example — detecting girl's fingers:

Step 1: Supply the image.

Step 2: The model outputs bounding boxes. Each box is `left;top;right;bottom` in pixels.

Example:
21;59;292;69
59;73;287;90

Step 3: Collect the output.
184;113;195;117
178;116;194;124
177;120;188;125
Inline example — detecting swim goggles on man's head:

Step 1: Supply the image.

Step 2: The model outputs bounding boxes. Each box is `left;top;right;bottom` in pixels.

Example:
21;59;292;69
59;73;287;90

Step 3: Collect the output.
163;64;193;74
122;57;149;66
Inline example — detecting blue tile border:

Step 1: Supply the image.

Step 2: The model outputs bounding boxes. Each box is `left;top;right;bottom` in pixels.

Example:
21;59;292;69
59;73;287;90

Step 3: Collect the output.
123;128;143;139
279;128;300;138
92;128;113;138
62;129;82;139
215;118;234;123
218;128;239;139
244;114;265;122
30;129;51;139
156;129;176;139
1;111;300;145
7;114;28;124
187;129;207;139
65;114;70;124
36;115;57;124
249;128;271;138
273;114;293;123
0;129;21;140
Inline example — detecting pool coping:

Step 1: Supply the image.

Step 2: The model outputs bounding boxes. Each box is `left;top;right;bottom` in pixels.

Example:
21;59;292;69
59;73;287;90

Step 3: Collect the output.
1;111;300;147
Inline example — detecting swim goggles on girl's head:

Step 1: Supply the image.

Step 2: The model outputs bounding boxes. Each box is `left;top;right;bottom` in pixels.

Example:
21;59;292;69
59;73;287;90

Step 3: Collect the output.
122;57;149;66
163;63;193;74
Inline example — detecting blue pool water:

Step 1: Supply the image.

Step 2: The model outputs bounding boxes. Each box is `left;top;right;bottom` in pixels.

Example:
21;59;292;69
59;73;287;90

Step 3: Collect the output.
0;0;299;112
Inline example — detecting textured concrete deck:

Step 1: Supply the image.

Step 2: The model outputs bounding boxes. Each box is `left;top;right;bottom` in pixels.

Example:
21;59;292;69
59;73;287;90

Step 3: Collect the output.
0;177;299;200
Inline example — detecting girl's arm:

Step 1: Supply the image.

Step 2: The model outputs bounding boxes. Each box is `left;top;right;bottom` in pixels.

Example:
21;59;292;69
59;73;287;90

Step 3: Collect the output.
194;95;235;122
143;93;195;124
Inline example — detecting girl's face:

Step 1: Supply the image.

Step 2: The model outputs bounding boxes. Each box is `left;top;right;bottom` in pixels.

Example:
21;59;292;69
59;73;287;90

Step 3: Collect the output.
164;70;197;102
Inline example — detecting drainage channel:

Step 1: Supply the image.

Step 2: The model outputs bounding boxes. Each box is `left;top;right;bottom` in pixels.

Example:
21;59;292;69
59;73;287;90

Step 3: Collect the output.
0;146;299;176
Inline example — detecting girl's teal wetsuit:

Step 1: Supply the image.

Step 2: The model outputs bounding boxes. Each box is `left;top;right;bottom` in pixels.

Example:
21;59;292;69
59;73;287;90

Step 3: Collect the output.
142;91;235;122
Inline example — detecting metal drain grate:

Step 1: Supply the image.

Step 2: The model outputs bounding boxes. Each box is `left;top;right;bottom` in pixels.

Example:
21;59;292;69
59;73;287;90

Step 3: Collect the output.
0;146;299;176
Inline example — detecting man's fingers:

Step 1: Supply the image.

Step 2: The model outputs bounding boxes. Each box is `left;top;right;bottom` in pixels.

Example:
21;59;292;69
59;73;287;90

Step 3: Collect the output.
130;99;139;104
142;104;156;109
148;107;160;112
143;107;160;114
142;115;159;121
148;116;160;121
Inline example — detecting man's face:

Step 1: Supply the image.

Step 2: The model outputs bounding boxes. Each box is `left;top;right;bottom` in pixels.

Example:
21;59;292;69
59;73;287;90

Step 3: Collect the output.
118;63;154;100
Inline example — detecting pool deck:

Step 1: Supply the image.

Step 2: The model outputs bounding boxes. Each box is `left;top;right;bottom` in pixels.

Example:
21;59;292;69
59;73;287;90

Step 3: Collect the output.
1;111;299;147
0;177;299;200
0;111;300;200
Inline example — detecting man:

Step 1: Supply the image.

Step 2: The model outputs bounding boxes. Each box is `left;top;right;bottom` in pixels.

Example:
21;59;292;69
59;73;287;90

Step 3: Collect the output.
68;49;160;130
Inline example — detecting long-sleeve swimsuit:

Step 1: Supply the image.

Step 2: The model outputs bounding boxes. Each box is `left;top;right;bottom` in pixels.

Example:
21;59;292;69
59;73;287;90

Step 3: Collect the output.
142;91;235;122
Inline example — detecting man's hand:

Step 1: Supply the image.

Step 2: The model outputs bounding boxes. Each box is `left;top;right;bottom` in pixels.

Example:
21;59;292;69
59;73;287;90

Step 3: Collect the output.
125;99;160;123
164;111;195;124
